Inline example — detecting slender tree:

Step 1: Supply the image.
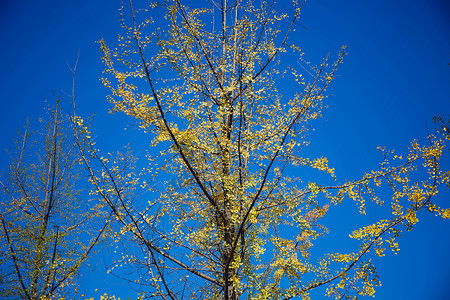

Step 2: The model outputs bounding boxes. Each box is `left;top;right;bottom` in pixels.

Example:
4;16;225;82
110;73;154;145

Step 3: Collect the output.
77;0;450;299
0;97;108;300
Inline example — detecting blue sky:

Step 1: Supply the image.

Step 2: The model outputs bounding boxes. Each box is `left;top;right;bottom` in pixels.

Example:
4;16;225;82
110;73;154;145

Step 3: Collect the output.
1;0;449;299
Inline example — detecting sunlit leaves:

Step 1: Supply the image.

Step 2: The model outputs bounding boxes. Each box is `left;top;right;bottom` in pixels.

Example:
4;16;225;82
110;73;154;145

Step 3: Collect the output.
84;0;450;299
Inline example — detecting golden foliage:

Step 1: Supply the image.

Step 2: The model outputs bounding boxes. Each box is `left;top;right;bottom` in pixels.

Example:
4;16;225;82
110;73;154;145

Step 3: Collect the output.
74;1;450;299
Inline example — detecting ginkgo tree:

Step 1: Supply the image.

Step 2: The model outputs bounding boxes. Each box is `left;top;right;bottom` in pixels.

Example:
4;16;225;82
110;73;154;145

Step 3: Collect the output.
0;96;110;300
75;0;450;299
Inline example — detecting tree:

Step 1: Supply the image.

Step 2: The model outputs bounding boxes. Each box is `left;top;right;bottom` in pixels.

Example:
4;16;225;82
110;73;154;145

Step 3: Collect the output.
0;96;108;300
76;0;450;299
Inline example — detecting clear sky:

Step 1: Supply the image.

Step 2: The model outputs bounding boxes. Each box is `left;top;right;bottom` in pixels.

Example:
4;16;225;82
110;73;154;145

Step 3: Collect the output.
1;0;449;299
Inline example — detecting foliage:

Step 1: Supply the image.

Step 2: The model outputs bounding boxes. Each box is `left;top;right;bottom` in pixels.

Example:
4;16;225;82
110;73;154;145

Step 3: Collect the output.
0;99;107;300
73;0;450;299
